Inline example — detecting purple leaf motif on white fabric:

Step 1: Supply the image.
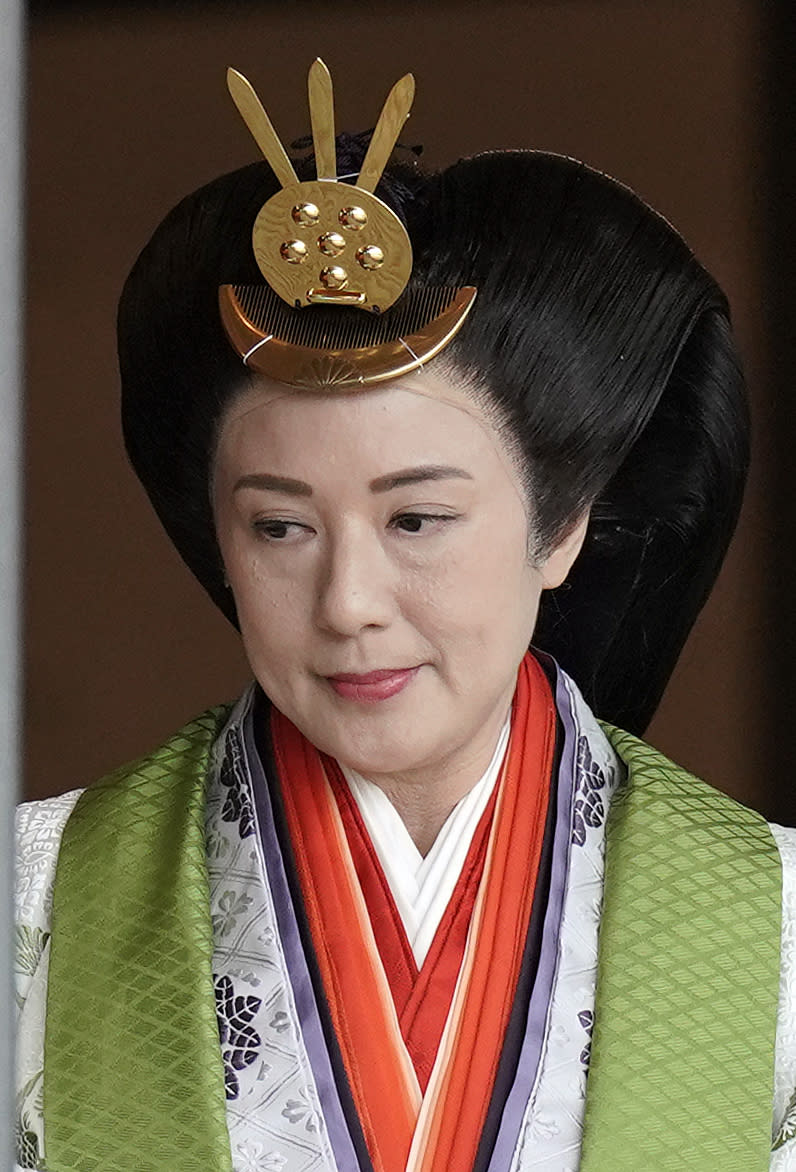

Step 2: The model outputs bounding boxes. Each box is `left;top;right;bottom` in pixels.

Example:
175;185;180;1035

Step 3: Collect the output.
214;974;262;1099
220;727;256;839
572;736;608;846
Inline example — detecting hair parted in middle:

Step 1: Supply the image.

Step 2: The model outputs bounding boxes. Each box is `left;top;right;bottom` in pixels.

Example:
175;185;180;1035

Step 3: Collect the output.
119;135;747;733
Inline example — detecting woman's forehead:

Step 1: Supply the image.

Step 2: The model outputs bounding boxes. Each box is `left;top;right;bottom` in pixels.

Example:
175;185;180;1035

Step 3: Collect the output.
213;367;526;498
218;369;498;452
223;362;476;415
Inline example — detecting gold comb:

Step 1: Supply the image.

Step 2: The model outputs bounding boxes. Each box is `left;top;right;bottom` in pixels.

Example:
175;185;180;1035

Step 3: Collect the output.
220;59;476;388
219;282;476;388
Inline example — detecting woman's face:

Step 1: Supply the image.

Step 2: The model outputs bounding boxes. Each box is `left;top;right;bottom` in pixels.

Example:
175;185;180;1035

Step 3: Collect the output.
212;369;584;784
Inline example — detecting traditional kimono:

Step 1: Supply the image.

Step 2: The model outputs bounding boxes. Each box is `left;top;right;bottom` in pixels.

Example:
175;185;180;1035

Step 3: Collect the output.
14;655;796;1171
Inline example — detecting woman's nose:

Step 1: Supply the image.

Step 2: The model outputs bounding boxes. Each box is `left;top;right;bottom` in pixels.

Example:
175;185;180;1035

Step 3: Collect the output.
314;528;396;636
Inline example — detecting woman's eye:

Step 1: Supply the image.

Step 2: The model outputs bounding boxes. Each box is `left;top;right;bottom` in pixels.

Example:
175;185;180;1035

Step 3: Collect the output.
253;518;308;541
390;512;456;534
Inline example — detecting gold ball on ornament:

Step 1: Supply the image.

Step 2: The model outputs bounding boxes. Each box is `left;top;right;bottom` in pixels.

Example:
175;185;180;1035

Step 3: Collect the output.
356;244;385;270
318;231;346;256
320;265;349;290
280;239;308;264
291;202;320;226
339;206;368;230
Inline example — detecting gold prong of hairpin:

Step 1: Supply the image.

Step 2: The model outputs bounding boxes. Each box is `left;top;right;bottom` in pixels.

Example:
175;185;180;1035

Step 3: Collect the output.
226;68;298;189
307;59;336;181
356;73;415;194
226;59;414;312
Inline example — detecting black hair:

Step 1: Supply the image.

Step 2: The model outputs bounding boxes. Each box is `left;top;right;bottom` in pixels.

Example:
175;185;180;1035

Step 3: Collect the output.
119;140;747;733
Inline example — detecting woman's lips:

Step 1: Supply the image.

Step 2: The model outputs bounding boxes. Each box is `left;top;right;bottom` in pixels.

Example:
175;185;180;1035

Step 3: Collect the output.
326;667;419;703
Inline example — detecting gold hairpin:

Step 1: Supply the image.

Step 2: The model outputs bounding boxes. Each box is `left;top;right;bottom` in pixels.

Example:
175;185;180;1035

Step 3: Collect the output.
219;59;476;388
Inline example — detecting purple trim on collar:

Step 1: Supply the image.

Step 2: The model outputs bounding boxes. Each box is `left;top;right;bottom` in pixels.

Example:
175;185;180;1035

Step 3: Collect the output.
486;658;580;1170
239;698;363;1172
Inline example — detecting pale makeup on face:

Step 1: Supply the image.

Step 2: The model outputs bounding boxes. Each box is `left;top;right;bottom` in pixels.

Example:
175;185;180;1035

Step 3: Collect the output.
212;368;586;852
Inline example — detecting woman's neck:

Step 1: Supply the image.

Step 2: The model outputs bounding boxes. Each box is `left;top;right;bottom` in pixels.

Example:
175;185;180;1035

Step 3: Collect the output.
347;704;512;856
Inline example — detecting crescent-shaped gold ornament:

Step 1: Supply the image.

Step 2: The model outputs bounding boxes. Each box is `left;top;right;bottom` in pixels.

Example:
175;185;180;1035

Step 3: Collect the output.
219;283;477;388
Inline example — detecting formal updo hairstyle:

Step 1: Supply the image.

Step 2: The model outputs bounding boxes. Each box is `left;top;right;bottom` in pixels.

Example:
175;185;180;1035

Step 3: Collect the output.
119;140;747;733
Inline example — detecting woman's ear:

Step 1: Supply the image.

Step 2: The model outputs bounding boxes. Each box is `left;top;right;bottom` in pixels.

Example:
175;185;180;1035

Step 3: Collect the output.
539;512;590;589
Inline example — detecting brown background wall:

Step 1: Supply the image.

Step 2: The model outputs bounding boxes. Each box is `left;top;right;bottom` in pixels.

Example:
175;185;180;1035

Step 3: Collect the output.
24;1;777;813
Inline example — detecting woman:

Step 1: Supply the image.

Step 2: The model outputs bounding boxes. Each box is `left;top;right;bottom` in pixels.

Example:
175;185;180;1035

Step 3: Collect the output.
14;62;796;1171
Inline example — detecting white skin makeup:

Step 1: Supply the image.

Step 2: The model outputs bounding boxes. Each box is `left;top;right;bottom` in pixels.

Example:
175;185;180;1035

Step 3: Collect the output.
212;368;587;853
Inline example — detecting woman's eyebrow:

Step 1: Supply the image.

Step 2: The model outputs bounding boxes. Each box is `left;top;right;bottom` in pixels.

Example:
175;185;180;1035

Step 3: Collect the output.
369;465;474;493
232;466;473;496
233;472;313;496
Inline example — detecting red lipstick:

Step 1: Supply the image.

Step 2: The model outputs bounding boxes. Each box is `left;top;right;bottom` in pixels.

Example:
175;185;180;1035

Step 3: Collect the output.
326;667;419;703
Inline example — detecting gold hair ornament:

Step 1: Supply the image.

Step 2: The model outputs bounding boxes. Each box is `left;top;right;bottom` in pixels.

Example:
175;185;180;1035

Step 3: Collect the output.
219;59;476;388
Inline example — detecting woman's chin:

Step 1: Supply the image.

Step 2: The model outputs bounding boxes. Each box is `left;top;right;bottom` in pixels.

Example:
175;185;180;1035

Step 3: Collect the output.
329;730;435;781
269;670;456;780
